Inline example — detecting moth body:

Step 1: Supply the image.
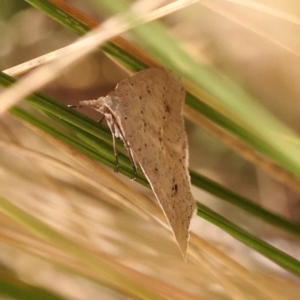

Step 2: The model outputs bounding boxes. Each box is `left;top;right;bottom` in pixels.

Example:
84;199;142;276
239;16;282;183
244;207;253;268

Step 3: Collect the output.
79;68;196;258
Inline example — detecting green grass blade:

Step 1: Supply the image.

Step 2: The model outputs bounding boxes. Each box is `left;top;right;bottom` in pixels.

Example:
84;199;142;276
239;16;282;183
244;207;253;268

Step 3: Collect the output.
0;71;114;145
42;111;148;184
10;106;145;183
197;202;300;276
191;171;300;238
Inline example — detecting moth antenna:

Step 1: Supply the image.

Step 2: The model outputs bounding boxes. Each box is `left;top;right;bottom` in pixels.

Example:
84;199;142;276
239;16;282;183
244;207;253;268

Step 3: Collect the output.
68;104;105;123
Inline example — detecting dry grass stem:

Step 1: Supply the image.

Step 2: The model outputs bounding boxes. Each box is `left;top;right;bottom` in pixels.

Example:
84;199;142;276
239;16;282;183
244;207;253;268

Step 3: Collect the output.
3;0;198;77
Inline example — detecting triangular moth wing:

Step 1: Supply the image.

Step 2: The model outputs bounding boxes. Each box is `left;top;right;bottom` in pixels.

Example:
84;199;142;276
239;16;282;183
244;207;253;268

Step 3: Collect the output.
103;68;196;256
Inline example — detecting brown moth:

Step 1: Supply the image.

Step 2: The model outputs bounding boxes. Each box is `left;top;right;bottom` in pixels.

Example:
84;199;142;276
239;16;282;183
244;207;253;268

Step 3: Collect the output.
80;68;196;257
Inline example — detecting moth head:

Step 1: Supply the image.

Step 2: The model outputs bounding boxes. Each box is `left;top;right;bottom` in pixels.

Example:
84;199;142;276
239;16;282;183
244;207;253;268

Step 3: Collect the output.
79;96;109;114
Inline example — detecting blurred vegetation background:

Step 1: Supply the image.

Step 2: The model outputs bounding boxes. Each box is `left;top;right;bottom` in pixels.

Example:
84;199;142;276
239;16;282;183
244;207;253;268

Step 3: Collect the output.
0;0;300;299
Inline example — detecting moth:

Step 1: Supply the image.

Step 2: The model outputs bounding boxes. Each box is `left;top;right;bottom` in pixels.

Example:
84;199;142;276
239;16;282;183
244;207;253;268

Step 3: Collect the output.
79;68;196;256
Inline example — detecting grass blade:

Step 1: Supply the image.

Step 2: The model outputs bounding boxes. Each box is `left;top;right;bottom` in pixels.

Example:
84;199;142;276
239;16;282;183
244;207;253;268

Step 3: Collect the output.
197;202;300;276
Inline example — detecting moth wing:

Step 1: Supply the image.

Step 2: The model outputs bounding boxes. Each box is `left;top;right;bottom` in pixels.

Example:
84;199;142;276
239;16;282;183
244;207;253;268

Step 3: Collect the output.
106;68;196;256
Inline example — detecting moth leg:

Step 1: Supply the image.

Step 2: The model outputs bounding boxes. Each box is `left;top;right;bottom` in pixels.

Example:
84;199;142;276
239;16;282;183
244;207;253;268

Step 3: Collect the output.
111;130;119;173
69;104;105;123
116;125;138;180
100;113;120;174
107;113;137;179
127;146;138;180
